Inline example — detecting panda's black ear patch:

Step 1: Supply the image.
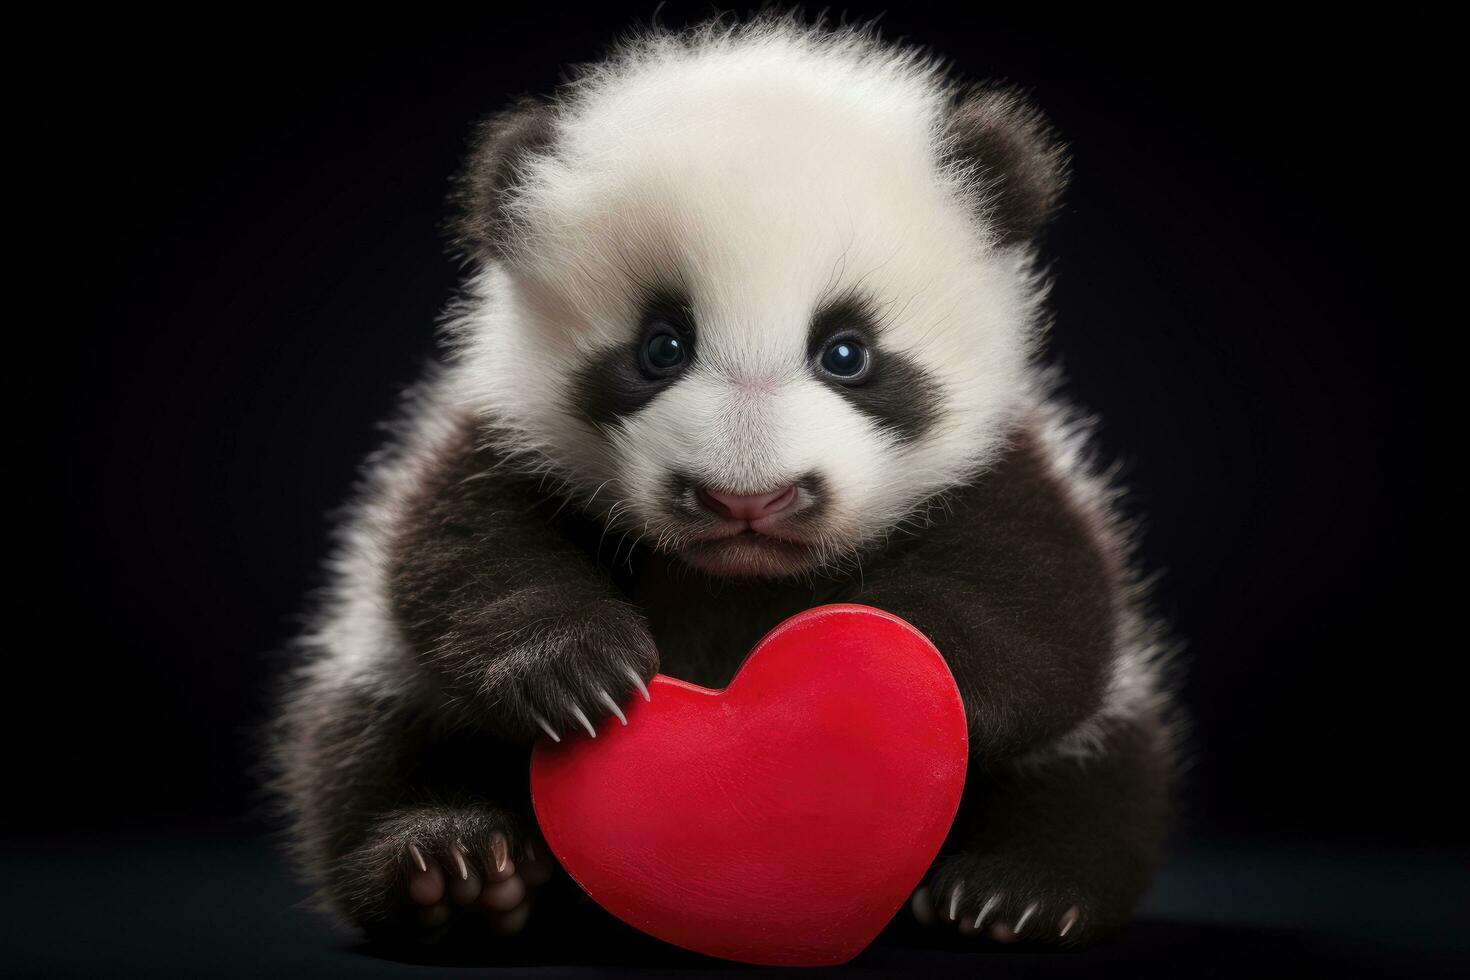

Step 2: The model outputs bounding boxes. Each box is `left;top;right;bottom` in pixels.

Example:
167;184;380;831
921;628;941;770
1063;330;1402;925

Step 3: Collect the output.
449;96;557;260
943;88;1068;248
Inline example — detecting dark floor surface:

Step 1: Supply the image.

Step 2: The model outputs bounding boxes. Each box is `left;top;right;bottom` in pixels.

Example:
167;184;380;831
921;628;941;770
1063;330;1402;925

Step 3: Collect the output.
3;837;1465;977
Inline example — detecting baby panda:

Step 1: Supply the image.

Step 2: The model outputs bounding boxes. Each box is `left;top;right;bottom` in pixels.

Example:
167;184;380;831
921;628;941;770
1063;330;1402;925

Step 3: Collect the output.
271;18;1177;950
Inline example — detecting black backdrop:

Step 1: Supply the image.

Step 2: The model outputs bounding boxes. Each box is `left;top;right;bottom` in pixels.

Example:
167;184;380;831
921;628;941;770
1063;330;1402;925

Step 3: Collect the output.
28;5;1455;862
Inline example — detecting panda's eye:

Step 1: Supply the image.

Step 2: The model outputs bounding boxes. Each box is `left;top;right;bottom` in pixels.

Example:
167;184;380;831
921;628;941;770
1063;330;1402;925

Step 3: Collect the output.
819;337;869;381
641;327;688;375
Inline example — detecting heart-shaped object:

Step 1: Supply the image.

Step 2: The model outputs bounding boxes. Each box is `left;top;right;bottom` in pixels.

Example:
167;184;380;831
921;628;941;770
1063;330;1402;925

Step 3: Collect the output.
530;603;968;966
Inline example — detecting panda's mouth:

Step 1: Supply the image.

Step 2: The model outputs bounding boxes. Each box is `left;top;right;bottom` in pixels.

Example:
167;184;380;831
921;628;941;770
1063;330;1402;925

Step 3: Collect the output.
677;502;831;576
697;521;807;544
679;527;818;577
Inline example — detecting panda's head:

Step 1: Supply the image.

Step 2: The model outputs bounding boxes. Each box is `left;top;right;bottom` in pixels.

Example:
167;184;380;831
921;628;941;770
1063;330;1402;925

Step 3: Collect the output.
448;21;1065;579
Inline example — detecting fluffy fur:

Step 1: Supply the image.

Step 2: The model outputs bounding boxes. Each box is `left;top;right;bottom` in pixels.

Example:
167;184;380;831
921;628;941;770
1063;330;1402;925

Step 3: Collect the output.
271;16;1178;950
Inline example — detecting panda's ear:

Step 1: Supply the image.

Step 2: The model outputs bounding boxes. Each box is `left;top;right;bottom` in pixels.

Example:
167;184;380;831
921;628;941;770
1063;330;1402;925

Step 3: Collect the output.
449;96;557;261
942;87;1068;248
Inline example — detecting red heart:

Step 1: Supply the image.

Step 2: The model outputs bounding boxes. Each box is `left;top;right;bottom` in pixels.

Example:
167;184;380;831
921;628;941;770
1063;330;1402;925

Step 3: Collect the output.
530;603;968;966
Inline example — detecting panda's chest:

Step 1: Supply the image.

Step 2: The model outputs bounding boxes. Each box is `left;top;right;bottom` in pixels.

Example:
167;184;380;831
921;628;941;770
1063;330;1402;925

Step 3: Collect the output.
630;554;854;688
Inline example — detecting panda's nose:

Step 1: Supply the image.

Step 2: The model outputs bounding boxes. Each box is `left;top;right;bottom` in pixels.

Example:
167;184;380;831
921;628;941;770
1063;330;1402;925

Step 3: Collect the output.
696;484;798;522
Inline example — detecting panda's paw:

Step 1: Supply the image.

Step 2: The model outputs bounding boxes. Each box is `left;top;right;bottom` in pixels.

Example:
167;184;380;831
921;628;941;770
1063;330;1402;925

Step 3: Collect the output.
342;804;556;944
910;849;1109;946
493;600;658;743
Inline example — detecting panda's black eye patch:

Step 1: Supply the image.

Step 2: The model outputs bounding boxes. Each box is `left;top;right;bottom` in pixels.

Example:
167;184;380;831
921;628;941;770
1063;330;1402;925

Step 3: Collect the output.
807;292;940;441
818;337;869;381
572;289;696;428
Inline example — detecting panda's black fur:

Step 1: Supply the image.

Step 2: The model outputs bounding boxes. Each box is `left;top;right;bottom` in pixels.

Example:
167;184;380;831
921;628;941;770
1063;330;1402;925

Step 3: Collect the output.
270;17;1178;949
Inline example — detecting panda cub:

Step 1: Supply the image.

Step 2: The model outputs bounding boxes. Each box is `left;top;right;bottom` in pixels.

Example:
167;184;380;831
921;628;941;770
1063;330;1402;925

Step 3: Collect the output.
271;19;1177;949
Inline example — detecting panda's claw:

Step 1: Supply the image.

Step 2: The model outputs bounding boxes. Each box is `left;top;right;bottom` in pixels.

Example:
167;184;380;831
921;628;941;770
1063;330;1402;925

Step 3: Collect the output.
597;687;628;725
407;843;428;874
1059;905;1081;938
451;840;470;881
947;881;964;920
1015;901;1040;934
625;664;651;701
489;832;509;874
533;713;561;742
569;702;597;738
974;893;1002;930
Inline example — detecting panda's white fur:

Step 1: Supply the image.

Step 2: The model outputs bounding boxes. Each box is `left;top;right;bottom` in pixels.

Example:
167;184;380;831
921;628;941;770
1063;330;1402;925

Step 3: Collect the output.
445;24;1046;574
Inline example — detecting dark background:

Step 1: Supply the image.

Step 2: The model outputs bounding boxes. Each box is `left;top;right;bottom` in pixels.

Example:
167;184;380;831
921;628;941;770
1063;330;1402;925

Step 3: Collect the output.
15;3;1460;974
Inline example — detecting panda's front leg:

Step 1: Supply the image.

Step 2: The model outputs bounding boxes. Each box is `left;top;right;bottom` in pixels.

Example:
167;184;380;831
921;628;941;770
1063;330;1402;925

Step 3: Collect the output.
848;434;1174;941
385;419;660;743
911;714;1173;945
858;566;1171;944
